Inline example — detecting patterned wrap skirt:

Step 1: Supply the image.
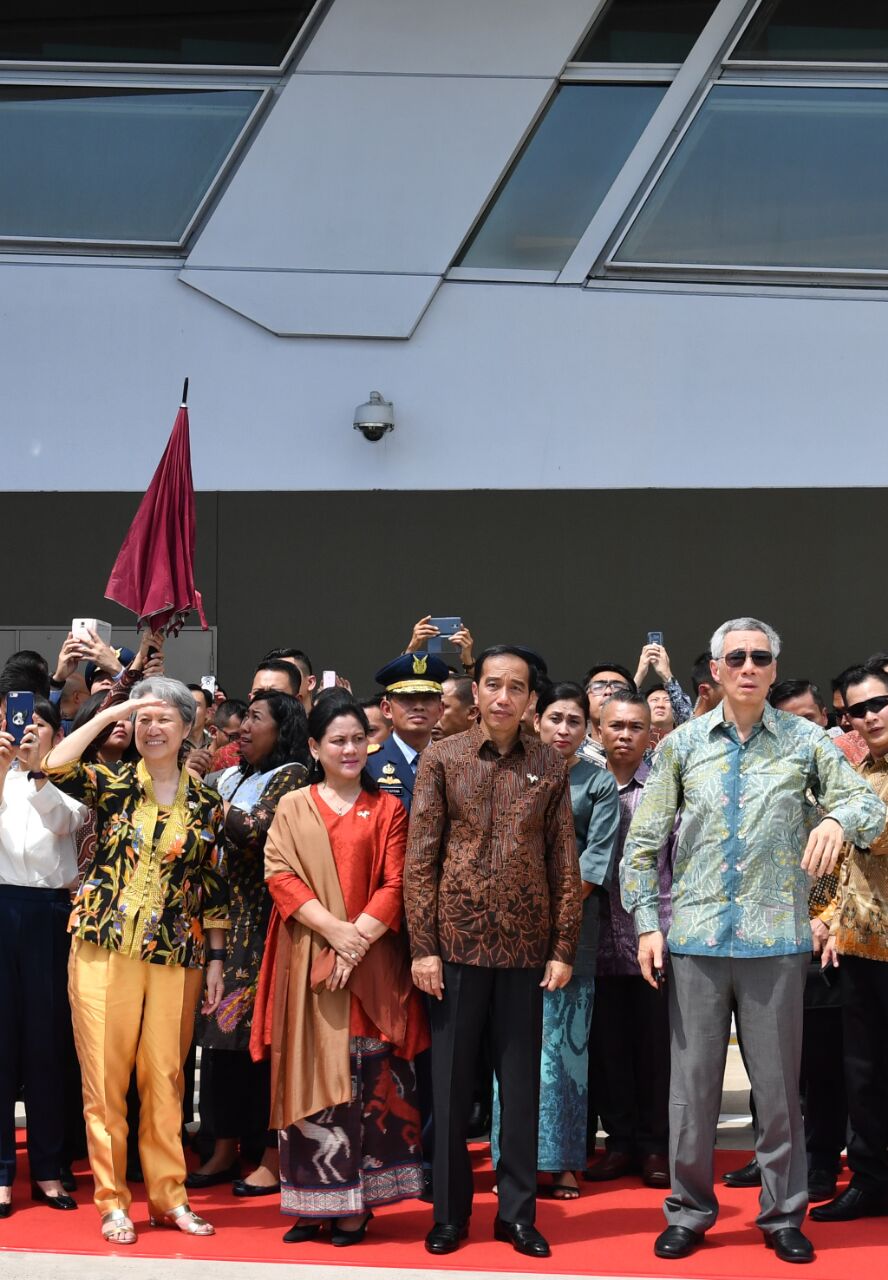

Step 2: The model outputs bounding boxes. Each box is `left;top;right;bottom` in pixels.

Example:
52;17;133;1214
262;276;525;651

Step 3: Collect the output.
491;975;595;1172
279;1036;424;1217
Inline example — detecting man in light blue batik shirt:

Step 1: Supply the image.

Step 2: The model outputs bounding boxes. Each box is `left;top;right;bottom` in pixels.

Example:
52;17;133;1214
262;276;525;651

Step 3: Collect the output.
621;617;886;1267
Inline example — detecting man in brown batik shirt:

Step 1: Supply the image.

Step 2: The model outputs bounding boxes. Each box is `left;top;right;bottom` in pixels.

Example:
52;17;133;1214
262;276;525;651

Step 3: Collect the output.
404;645;581;1260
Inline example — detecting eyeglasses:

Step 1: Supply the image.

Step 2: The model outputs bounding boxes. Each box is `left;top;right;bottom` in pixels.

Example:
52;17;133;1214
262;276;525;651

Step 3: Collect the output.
588;680;631;694
722;649;773;669
846;695;888;721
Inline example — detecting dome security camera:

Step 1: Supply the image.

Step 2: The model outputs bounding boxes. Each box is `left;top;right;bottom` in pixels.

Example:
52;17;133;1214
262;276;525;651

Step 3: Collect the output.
353;391;394;442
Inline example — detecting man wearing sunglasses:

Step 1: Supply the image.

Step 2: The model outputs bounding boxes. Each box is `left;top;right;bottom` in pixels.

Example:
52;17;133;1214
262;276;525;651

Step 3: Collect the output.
621;618;886;1266
811;663;888;1225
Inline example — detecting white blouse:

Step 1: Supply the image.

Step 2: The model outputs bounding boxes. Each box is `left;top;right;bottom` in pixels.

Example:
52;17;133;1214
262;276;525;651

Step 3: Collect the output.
0;767;86;889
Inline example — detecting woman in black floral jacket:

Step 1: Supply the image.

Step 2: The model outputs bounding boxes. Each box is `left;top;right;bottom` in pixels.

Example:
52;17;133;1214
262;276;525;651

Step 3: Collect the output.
45;676;229;1247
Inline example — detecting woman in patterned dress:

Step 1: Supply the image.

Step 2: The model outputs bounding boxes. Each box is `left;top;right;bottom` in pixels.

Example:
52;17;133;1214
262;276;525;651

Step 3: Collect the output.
190;691;309;1194
252;691;428;1246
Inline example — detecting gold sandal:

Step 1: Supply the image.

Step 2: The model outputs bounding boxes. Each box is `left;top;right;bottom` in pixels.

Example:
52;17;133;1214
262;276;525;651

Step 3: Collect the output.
101;1209;136;1245
150;1203;215;1235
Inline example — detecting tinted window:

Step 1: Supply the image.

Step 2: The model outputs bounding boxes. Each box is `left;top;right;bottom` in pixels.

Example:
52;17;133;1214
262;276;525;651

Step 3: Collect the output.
615;85;888;270
0;87;260;242
458;83;666;271
0;2;316;65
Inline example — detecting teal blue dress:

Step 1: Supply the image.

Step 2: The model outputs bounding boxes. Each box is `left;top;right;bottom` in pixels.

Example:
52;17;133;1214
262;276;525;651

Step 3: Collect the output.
491;758;619;1171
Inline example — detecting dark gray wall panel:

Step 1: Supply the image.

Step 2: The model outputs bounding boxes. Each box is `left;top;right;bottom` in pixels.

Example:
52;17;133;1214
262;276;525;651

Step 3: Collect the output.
2;490;884;707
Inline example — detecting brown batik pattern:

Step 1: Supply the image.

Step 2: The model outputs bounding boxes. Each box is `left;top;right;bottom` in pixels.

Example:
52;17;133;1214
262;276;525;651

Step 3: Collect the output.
404;725;581;968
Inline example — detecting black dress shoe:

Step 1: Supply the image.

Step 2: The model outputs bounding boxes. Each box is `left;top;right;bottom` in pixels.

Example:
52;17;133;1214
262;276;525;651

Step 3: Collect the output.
30;1183;77;1211
466;1099;491;1140
425;1221;469;1254
331;1211;372;1246
418;1169;434;1203
765;1227;815;1263
654;1225;703;1259
811;1185;888;1221
807;1169;837;1202
232;1178;280;1197
641;1153;670;1188
59;1167;76;1194
283;1220;322;1243
724;1157;761;1188
184;1162;240;1188
584;1150;635;1181
0;1201;11;1219
493;1217;551;1257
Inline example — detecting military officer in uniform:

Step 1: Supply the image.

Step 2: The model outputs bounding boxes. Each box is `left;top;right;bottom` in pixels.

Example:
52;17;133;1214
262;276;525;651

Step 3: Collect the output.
365;653;449;814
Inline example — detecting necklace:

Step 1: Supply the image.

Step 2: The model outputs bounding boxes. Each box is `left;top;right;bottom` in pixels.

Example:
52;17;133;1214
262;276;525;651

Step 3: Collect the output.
320;782;361;815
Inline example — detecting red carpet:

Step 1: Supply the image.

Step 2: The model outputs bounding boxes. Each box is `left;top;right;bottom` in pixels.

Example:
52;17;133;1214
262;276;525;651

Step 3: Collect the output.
1;1141;881;1279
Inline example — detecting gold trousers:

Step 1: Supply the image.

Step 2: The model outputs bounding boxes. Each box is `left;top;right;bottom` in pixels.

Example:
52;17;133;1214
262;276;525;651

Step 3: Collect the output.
69;938;202;1216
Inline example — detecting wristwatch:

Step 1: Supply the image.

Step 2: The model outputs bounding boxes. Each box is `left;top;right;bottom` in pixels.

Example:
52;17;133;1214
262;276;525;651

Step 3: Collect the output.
206;948;226;962
28;771;47;782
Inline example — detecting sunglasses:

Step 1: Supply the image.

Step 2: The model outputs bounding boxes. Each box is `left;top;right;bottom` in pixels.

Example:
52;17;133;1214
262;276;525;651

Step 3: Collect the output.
588;680;631;693
722;649;773;669
846;695;888;721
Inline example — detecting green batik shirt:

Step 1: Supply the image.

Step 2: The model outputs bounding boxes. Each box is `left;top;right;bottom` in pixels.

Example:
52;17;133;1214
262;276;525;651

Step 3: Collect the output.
620;702;886;957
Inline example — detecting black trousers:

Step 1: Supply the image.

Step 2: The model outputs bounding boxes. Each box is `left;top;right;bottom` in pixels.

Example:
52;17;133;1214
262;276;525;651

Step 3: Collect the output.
800;1005;846;1172
431;963;543;1226
0;886;71;1185
842;954;888;1192
200;1047;273;1147
590;974;670;1156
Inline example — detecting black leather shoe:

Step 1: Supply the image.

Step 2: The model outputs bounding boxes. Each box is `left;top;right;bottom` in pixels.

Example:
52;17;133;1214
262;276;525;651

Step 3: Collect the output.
654;1225;703;1259
641;1153;670;1188
59;1167;76;1194
0;1201;11;1219
811;1185;888;1221
331;1211;372;1246
425;1221;469;1254
584;1150;635;1181
30;1183;77;1211
807;1169;837;1202
493;1217;551;1257
724;1157;761;1188
283;1220;321;1243
184;1162;240;1188
466;1099;491;1140
232;1178;280;1197
764;1227;815;1263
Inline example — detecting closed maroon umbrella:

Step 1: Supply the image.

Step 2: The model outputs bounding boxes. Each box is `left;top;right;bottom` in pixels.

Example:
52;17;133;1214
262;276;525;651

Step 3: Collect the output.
105;379;207;635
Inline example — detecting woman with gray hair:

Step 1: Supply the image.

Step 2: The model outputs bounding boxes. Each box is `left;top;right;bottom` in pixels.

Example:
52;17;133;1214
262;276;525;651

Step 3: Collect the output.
44;676;229;1247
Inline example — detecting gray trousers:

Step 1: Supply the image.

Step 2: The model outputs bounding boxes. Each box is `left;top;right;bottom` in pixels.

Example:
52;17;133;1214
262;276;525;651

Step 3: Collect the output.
666;952;809;1233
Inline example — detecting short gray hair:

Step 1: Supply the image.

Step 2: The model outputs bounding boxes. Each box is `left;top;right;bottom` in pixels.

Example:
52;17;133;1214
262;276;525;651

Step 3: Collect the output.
710;617;781;661
130;676;196;730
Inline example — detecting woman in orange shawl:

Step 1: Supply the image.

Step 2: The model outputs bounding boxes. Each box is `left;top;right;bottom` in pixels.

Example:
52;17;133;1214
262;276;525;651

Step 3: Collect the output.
251;691;427;1247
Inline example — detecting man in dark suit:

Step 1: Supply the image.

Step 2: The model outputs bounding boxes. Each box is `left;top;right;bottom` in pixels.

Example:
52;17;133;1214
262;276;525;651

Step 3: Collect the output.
364;652;448;813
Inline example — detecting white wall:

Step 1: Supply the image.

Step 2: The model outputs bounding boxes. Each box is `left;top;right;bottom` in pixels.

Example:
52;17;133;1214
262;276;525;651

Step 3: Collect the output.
4;258;888;491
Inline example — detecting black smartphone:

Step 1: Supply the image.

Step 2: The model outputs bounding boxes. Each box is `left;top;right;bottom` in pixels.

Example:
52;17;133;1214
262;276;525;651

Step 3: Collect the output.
6;691;35;745
428;616;462;654
654;966;667;993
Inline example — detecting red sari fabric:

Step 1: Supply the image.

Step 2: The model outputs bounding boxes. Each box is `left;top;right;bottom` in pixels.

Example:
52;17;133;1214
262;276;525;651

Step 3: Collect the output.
253;787;428;1060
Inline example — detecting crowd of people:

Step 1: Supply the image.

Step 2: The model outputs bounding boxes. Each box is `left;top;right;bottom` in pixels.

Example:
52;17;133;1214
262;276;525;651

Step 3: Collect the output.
1;613;887;1266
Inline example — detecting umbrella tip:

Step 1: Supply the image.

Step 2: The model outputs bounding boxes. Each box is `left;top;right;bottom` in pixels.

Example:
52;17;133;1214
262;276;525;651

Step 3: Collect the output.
181;377;189;406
